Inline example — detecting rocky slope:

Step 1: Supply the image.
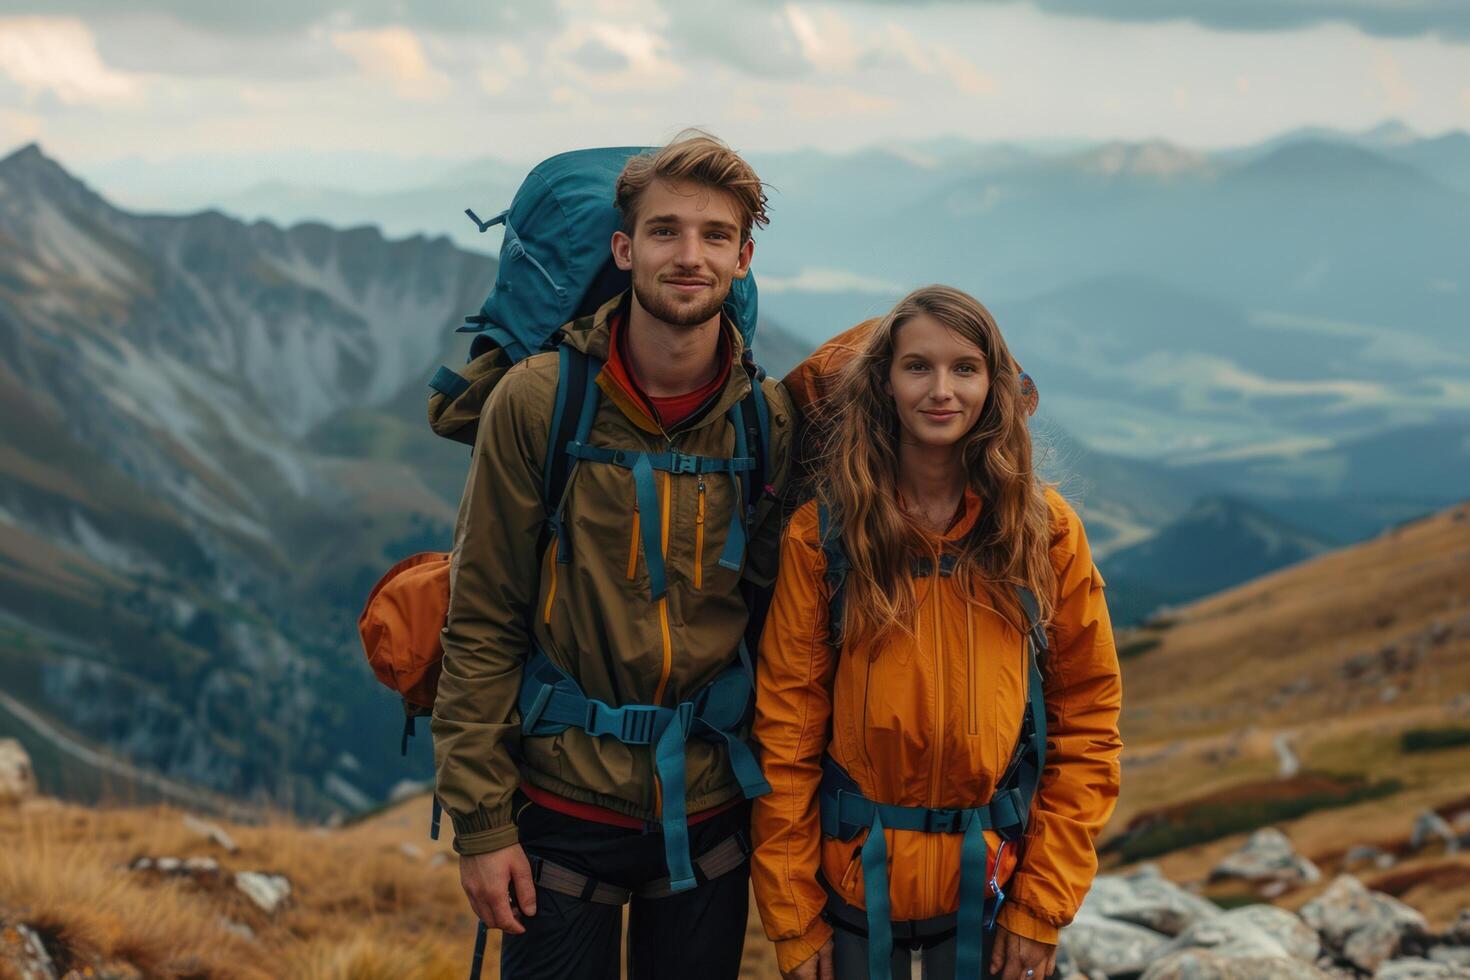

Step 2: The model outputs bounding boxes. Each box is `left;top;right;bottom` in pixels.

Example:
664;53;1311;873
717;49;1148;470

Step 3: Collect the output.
0;143;493;814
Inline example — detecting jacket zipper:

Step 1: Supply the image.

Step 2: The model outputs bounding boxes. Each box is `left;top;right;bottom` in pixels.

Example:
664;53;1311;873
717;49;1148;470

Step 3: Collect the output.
693;481;706;590
965;601;977;735
928;572;945;911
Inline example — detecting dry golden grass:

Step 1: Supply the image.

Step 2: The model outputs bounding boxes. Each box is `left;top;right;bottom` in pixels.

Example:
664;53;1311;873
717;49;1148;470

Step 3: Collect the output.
0;795;788;979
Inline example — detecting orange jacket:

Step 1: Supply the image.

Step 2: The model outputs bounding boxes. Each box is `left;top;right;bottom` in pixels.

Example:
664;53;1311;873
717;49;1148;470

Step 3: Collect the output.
751;491;1122;973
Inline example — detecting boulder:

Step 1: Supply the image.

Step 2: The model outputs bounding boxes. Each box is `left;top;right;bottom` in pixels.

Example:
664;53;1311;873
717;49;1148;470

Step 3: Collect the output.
1080;865;1222;936
1141;949;1328;979
1211;828;1321;887
1059;912;1170;978
1300;874;1429;974
1159;904;1320;964
0;739;36;804
1373;958;1470;979
235;871;291;914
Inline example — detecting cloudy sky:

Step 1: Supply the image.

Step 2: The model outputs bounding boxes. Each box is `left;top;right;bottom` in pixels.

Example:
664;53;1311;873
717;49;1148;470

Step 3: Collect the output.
2;0;1469;188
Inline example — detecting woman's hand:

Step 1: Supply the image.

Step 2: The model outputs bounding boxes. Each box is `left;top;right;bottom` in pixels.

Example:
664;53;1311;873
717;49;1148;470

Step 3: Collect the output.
781;937;834;980
990;925;1057;980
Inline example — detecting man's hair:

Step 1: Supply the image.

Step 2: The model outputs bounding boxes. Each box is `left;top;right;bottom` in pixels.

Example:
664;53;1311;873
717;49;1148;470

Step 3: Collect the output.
614;130;770;243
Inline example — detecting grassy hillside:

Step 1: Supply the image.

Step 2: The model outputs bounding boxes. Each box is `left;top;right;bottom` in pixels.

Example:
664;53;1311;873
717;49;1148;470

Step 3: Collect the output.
1108;499;1470;919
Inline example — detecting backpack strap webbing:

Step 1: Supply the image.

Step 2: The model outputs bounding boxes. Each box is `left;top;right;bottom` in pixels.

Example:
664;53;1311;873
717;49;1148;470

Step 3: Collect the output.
543;345;595;563
816;504;850;650
518;644;770;893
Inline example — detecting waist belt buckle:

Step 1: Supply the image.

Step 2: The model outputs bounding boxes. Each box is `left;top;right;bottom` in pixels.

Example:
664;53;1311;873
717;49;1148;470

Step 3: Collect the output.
670;452;699;474
925;808;962;834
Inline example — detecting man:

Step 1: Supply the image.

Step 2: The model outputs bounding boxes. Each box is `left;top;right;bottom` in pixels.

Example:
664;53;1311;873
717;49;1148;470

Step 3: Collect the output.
433;133;793;980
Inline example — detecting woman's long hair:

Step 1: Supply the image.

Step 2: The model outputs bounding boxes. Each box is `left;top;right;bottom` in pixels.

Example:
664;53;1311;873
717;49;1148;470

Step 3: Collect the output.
812;285;1055;652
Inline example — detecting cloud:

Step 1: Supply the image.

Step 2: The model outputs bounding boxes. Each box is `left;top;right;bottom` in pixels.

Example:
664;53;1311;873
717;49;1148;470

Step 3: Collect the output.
758;267;905;294
1370;48;1416;110
661;0;812;77
330;26;451;100
570;37;630;73
848;0;1470;42
0;16;140;104
547;23;685;91
0;1;557;37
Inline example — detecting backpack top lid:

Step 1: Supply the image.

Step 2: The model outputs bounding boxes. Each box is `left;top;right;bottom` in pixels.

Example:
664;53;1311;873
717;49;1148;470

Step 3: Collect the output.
466;146;760;364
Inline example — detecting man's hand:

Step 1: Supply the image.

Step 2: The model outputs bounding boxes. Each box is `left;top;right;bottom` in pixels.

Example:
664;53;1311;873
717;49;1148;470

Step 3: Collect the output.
990;925;1057;980
781;938;834;980
460;843;537;935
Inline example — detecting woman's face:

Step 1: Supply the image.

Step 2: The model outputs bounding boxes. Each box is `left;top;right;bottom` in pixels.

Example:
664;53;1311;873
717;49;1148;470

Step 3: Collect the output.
886;313;991;451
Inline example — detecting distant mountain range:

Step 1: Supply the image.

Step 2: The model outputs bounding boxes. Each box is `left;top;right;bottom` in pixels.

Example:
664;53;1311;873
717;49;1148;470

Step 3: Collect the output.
101;122;1470;465
1102;496;1333;610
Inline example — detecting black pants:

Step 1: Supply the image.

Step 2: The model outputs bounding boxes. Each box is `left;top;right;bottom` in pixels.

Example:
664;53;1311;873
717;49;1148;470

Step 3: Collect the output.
500;794;751;980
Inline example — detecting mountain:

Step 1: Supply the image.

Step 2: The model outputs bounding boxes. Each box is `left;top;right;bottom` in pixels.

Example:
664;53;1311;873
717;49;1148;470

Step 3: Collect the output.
0;143;495;814
1101;496;1333;608
1173;420;1470;502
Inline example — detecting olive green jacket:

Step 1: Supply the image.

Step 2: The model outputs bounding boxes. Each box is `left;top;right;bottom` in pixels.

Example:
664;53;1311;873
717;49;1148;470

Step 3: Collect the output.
432;292;794;855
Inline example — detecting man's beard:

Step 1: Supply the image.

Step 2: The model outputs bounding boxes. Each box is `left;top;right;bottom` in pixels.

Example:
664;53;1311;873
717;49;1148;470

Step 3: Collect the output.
631;272;730;327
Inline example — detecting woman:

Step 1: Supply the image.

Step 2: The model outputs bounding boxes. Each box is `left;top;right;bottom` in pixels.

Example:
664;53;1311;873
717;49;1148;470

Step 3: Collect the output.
752;286;1122;980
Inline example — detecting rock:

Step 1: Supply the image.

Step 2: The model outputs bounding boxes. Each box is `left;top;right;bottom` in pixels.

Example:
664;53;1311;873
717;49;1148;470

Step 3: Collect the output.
1159;904;1320;964
0;739;37;804
399;842;424;860
1344;846;1397;870
428;853;449;869
1300;875;1429;974
1141;949;1328;979
155;856;181;873
1079;865;1222;936
1052;943;1086;979
1373;958;1470;979
1444;911;1470;945
1211;828;1321;886
1411;811;1460;855
1059;912;1170;977
218;917;256;942
1428;946;1470;969
234;871;291;914
1221;905;1321;962
182;814;239;853
0;921;58;980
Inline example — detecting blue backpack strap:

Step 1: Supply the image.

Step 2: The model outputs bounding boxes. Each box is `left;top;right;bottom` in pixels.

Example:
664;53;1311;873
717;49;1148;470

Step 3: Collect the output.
819;756;1018;980
519;647;769;892
816;504;850;650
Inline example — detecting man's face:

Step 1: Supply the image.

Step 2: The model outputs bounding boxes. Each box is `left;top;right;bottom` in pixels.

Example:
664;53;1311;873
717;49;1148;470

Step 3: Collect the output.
612;178;754;328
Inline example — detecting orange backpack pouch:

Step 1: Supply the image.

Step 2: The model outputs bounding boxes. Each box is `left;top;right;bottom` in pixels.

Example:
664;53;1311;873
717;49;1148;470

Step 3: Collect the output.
358;551;451;713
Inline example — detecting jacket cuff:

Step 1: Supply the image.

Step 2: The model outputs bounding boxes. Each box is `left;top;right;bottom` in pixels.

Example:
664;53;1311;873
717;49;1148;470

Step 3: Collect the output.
452;822;520;856
774;917;835;975
997;900;1060;945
